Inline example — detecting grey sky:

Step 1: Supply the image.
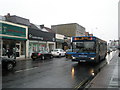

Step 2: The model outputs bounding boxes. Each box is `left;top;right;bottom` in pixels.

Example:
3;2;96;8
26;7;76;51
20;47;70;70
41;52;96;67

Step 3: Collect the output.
0;0;119;42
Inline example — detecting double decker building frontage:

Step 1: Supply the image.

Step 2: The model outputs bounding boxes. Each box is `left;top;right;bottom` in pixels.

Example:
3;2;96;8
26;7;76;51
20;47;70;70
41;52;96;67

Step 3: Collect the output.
0;20;28;58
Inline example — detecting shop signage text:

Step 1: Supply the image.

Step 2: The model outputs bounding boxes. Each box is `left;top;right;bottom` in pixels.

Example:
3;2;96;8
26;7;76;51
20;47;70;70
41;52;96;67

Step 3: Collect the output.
1;23;26;37
29;34;43;40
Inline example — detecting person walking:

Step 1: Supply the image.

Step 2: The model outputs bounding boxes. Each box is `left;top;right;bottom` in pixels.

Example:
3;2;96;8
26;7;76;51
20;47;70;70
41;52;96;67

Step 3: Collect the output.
12;47;16;59
6;48;11;58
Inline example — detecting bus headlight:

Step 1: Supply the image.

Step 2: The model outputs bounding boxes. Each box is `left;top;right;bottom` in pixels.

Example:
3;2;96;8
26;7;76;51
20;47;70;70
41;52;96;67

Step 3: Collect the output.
91;58;95;60
72;56;76;59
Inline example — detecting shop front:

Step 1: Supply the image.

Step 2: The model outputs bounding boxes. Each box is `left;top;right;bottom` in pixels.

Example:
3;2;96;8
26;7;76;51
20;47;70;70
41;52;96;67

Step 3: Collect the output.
0;20;28;58
28;28;55;57
56;39;64;49
55;34;65;49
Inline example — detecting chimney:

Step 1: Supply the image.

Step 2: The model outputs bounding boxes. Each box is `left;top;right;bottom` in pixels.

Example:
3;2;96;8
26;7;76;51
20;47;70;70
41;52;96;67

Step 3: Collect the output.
7;13;10;17
4;13;11;19
89;34;93;36
40;24;44;29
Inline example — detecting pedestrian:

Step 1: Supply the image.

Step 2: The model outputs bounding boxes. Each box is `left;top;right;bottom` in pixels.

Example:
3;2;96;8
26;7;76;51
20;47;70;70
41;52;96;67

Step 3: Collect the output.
12;47;16;59
6;48;11;58
2;48;6;56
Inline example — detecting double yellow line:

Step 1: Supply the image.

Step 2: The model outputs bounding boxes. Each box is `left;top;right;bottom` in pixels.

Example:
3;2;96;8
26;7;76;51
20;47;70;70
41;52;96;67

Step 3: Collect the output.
73;78;89;90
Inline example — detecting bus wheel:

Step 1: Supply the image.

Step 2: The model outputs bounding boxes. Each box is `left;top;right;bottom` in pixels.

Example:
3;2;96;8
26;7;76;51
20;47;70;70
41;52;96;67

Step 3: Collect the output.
96;56;100;63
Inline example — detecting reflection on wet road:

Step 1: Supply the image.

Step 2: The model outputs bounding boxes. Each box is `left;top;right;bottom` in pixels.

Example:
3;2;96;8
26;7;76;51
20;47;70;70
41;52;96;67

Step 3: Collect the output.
2;51;117;88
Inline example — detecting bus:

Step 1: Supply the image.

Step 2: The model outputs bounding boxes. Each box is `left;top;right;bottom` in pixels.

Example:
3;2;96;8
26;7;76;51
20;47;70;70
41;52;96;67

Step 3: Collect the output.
71;36;107;63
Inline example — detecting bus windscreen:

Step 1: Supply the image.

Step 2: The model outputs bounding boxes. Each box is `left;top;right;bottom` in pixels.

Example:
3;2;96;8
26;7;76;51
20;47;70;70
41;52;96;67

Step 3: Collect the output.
73;41;95;53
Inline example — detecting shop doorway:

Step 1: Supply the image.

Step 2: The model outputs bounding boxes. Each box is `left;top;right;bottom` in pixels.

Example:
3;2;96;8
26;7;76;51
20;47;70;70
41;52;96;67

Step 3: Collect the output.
49;44;54;52
16;43;21;57
2;40;26;58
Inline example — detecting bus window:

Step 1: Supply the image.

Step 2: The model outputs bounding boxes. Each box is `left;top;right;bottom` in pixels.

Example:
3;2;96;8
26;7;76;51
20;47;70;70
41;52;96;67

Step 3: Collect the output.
73;41;95;53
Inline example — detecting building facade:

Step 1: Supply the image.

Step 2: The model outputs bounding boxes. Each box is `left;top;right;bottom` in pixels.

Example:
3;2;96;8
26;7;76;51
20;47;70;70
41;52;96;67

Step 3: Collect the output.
28;25;55;57
35;24;66;50
0;19;28;58
1;14;56;58
51;23;85;37
55;34;65;49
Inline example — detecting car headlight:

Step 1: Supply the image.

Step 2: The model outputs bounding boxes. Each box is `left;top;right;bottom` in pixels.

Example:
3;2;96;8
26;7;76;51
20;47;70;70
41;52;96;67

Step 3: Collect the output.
91;58;95;60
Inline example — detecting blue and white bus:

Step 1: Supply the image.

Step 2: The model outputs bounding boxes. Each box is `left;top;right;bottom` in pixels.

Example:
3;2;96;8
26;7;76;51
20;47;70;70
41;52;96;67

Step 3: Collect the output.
71;36;107;63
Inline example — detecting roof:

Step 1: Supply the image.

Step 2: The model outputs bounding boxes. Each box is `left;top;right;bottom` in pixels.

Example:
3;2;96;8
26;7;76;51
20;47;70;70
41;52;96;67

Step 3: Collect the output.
5;15;31;26
29;23;40;30
51;23;85;28
44;27;55;33
51;23;78;26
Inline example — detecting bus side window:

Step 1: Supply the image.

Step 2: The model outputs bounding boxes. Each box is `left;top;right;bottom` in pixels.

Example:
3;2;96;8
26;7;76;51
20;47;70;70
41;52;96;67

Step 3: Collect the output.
96;44;99;53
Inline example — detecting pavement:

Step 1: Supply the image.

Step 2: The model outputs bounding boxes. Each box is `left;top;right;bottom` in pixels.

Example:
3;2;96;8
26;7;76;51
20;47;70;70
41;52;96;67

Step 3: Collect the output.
16;57;31;61
2;56;32;61
86;50;120;89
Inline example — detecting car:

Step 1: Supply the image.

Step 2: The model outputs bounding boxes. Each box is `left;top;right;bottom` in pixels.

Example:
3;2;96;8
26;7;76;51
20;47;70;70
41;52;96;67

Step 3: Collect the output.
31;50;53;60
107;48;112;53
112;48;116;51
65;49;77;58
51;49;66;57
0;57;16;71
111;46;117;51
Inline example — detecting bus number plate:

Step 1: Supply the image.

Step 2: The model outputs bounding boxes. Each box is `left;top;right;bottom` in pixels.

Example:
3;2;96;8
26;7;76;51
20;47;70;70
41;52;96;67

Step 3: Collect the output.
80;60;86;62
79;55;87;57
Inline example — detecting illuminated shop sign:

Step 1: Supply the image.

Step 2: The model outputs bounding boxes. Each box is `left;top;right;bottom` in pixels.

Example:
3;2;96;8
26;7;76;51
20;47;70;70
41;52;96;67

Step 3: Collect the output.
73;37;96;41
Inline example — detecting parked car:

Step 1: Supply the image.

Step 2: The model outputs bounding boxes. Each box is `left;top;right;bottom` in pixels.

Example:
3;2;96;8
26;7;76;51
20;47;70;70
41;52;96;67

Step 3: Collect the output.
0;57;16;71
112;48;116;51
107;48;112;53
111;46;117;51
51;49;66;57
31;50;53;60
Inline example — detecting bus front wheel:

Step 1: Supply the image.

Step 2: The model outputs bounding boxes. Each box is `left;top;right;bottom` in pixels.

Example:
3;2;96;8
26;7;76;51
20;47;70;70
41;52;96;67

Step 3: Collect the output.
94;57;100;64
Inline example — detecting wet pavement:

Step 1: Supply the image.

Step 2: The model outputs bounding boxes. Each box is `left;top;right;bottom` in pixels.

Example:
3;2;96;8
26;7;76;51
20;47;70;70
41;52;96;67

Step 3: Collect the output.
2;51;116;88
86;50;119;89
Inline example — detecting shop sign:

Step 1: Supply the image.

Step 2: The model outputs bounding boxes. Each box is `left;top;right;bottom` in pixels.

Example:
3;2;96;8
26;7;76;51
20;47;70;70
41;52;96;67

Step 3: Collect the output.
28;28;55;42
1;23;26;37
56;39;64;43
29;34;43;40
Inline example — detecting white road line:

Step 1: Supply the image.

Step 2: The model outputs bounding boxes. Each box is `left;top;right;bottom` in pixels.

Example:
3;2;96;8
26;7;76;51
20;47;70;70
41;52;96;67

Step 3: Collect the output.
15;67;38;73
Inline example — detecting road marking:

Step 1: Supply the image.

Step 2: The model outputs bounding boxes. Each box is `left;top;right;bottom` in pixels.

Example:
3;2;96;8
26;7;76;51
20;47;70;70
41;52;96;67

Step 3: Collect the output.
73;78;89;90
15;67;38;73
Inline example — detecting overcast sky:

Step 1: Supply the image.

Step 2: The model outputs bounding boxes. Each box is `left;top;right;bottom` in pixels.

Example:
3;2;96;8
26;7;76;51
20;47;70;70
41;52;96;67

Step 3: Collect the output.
0;0;119;42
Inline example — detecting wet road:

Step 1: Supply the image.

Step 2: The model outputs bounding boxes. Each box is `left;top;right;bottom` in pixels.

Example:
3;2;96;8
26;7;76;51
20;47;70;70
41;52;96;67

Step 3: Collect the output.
2;51;117;88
